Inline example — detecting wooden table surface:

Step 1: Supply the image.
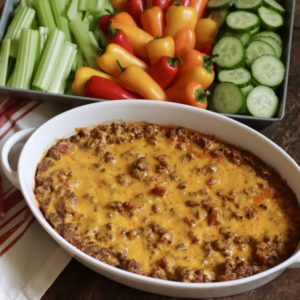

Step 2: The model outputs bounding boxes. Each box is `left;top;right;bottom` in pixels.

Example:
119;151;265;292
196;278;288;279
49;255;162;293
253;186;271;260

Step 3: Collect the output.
38;3;298;300
0;0;298;299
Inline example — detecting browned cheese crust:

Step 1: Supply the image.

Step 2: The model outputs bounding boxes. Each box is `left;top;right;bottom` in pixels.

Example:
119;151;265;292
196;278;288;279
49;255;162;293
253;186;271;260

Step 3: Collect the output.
34;122;300;282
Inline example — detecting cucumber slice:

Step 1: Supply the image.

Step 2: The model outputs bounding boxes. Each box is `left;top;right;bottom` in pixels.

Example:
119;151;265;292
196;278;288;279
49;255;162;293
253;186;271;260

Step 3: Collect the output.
241;84;254;96
235;0;263;10
223;31;251;47
263;0;285;14
213;82;244;114
251;55;285;87
218;68;252;87
258;6;284;30
253;36;282;57
213;36;244;69
208;10;229;27
227;11;260;32
245;40;275;66
246;85;278;117
254;31;282;45
208;0;230;9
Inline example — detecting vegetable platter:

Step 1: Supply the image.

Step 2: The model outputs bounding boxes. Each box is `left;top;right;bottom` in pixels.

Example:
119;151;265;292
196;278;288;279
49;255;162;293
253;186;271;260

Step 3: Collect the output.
0;0;295;127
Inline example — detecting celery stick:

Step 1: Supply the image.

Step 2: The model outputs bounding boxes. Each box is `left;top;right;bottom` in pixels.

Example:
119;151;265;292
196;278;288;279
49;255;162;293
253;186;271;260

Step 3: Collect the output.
67;0;83;21
4;5;36;57
48;42;77;93
33;29;65;91
36;27;49;71
69;17;98;67
50;0;72;41
0;39;11;86
89;31;99;49
76;49;84;69
82;12;96;30
34;0;56;30
38;27;49;54
78;0;99;12
11;29;39;89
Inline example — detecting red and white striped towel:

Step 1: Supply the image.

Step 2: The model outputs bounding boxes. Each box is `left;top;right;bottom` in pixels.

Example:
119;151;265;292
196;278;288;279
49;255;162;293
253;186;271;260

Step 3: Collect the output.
0;98;71;300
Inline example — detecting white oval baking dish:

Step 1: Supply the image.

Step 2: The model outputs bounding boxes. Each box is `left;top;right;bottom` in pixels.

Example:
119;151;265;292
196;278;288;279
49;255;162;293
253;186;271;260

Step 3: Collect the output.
1;100;300;298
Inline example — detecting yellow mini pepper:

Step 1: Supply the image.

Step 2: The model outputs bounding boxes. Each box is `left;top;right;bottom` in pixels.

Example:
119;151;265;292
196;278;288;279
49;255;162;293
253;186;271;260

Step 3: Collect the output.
72;67;113;96
195;18;219;48
146;36;175;65
111;22;153;60
164;4;197;37
119;65;166;101
175;65;215;90
97;43;147;77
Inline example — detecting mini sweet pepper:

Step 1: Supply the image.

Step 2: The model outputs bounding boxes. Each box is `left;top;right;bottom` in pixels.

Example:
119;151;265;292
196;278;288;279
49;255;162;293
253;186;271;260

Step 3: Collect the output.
146;36;175;65
174;28;196;56
164;2;197;37
72;67;113;96
111;22;153;60
141;6;164;38
111;12;137;27
175;65;215;90
178;49;208;76
108;26;136;55
166;80;208;109
97;43;147;77
147;56;180;89
195;18;219;49
85;76;140;100
118;64;166;101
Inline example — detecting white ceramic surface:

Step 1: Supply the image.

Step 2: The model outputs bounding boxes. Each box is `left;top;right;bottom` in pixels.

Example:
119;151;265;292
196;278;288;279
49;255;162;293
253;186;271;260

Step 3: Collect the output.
1;100;300;298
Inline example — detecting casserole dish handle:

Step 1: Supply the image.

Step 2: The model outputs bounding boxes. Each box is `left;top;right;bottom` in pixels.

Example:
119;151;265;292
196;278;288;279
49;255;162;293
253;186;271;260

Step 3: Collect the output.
1;128;35;189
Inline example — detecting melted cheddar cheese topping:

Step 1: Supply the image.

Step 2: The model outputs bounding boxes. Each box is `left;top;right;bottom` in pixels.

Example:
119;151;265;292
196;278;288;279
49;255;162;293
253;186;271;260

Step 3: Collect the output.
35;122;300;282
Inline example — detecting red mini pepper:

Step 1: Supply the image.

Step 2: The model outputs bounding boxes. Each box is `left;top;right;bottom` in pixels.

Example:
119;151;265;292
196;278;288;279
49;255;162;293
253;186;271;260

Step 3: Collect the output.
148;56;181;89
129;0;144;25
108;26;136;55
98;14;111;35
146;0;171;11
85;76;140;100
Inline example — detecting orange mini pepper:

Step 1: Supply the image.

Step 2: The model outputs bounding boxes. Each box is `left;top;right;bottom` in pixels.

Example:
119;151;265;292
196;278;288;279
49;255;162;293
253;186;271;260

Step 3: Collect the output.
175;65;215;90
111;12;138;27
166;80;208;109
141;6;164;37
190;0;208;18
119;65;166;100
111;22;153;60
146;36;175;65
174;28;196;56
164;4;197;37
178;49;208;77
195;18;219;49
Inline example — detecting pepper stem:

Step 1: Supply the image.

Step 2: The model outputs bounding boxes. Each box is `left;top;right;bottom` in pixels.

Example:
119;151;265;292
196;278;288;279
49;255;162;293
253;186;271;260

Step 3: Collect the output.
167;57;182;67
204;56;215;73
116;60;126;72
108;23;118;37
196;88;208;103
173;0;184;6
